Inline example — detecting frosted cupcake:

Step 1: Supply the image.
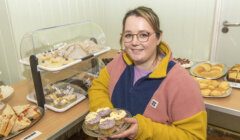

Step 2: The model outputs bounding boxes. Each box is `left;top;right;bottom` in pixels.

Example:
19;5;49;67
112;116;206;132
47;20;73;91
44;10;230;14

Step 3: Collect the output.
96;107;111;117
99;117;116;135
85;112;101;131
110;109;127;126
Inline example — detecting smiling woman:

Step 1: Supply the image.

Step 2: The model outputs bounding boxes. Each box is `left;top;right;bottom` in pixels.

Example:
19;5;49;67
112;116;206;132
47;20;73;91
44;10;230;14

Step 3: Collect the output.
88;6;207;140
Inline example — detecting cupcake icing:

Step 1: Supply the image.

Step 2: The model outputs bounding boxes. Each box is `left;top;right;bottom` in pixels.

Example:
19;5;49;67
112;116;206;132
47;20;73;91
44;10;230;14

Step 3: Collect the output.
99;117;115;129
97;107;111;117
110;110;127;120
85;112;101;124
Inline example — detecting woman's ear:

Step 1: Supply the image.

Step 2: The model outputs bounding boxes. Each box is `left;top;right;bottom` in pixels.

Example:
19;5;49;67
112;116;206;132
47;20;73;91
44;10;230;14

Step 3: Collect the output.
157;32;162;45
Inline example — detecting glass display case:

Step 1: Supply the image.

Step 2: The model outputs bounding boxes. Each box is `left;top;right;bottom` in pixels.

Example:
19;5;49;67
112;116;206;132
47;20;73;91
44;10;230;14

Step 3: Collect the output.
20;20;110;71
19;21;111;112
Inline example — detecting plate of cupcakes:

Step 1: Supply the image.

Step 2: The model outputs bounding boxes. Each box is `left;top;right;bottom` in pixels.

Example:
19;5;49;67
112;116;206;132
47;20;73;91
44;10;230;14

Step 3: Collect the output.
82;107;132;137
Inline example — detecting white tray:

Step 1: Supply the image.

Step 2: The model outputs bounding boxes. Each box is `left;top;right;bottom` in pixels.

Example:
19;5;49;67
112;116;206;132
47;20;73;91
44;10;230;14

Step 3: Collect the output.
19;46;111;71
26;93;86;112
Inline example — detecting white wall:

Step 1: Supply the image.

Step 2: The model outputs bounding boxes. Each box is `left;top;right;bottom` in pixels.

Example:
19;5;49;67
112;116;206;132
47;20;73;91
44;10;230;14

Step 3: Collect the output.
0;0;21;84
1;0;216;84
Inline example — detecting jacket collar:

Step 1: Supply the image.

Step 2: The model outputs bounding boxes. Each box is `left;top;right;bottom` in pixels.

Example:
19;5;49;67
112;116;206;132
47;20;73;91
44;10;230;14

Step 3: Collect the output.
122;41;171;78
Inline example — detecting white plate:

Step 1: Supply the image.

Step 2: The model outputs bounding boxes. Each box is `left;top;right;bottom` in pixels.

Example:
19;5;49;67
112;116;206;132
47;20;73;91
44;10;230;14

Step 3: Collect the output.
26;93;86;112
0;85;14;101
190;61;227;79
224;77;240;88
202;87;232;98
19;46;111;72
82;108;132;137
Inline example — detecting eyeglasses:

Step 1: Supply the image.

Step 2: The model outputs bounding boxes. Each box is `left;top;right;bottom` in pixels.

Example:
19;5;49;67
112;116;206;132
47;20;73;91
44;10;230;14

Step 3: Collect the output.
122;32;155;43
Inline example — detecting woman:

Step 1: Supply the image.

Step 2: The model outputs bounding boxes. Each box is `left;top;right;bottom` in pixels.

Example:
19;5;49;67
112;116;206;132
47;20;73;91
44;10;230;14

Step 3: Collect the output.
88;6;207;140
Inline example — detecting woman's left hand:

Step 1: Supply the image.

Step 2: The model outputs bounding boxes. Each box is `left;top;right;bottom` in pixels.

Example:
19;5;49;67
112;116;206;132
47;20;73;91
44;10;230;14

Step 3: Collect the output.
110;117;138;140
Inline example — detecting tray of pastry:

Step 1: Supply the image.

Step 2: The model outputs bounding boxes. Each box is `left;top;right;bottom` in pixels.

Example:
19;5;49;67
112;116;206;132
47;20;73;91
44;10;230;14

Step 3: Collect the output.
26;82;87;112
0;104;44;140
0;85;14;101
82;107;131;137
225;64;240;88
19;39;111;71
190;61;227;79
194;78;232;98
173;57;194;69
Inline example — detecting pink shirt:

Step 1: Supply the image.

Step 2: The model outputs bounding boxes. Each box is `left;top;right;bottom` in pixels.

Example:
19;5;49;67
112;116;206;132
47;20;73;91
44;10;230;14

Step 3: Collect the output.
134;66;152;85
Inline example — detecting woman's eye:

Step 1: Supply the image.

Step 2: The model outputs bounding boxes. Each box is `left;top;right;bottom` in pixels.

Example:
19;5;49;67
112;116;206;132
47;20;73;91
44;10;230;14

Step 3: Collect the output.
139;33;149;38
124;34;132;38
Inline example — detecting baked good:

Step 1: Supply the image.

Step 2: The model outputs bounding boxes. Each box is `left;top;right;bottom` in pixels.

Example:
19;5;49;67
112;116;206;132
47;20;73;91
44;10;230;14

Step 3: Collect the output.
3;115;16;137
201;89;211;96
53;98;69;108
2;104;16;117
13;104;30;116
195;78;230;97
97;107;111;117
99;117;116;135
227;70;238;82
0;115;10;136
110;109;127;126
11;116;31;134
84;112;101;131
227;64;240;83
0;104;41;137
193;63;224;79
24;106;41;120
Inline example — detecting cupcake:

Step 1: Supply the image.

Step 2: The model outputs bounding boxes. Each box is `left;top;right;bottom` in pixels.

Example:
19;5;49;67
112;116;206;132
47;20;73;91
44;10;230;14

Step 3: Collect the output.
96;107;111;117
99;117;116;135
110;109;127;126
85;112;101;131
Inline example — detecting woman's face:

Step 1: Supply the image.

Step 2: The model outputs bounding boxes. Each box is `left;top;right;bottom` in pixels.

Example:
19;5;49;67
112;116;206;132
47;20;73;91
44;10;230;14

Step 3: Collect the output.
123;16;161;65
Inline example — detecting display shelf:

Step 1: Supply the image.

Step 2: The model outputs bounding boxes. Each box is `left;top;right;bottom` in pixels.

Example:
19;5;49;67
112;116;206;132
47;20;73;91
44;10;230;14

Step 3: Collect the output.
19;21;109;111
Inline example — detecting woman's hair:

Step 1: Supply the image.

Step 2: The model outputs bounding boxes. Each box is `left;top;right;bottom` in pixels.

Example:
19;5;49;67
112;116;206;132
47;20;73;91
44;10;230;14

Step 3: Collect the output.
120;6;162;52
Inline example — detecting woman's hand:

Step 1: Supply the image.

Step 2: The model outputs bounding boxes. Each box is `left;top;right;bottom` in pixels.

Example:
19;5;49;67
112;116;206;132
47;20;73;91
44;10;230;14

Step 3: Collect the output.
110;117;138;139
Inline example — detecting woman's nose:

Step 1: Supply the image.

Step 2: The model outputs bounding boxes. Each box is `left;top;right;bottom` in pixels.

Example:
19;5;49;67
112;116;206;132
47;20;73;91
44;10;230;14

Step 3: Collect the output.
132;35;140;45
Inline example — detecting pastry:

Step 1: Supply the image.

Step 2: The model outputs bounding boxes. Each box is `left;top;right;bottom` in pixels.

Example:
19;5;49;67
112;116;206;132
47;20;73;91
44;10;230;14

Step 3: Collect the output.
201;89;211;96
110;109;127;126
99;117;116;135
195;78;230;97
97;107;111;117
11;116;31;134
85;112;101;131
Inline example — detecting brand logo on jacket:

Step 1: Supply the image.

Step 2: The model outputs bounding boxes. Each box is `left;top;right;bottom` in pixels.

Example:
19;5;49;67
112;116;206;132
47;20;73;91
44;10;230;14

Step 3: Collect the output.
150;99;158;108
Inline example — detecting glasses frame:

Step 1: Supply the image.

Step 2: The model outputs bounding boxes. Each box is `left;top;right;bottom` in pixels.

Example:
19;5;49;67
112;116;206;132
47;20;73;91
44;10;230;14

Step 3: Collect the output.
122;32;156;43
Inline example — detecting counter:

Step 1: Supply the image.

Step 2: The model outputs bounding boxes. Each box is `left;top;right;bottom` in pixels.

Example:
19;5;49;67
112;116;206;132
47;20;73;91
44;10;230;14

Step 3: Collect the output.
3;50;240;139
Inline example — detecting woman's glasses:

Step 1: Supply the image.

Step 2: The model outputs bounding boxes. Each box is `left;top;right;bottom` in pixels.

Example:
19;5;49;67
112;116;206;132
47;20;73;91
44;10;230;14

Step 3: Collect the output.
123;32;155;43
